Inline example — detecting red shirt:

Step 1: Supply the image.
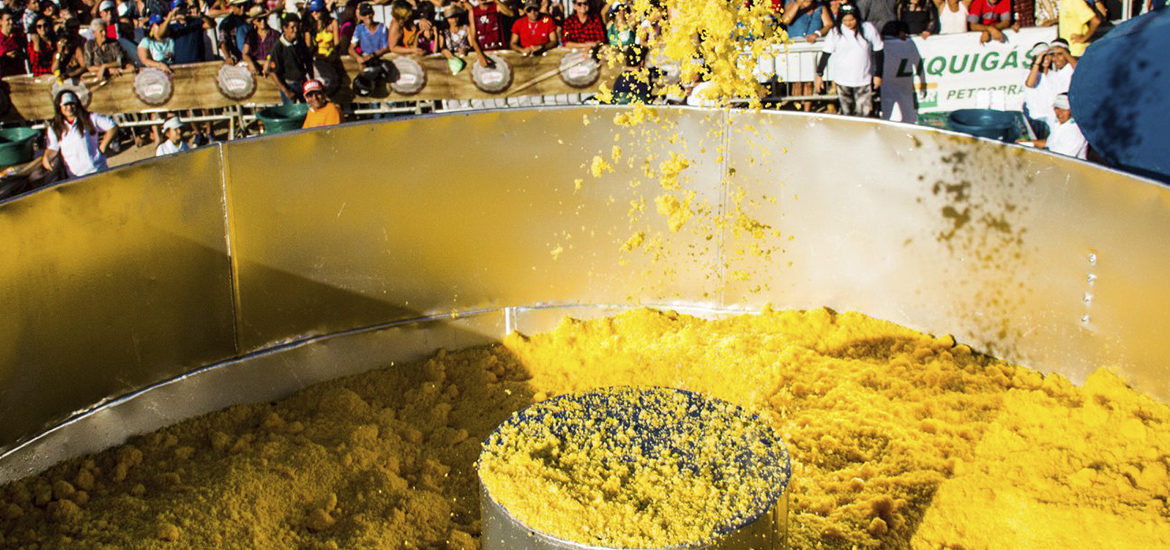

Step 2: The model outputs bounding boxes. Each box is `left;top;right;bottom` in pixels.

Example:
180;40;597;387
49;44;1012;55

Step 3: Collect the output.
472;2;506;51
0;31;25;77
27;40;53;76
562;13;604;44
511;15;556;48
968;0;1011;26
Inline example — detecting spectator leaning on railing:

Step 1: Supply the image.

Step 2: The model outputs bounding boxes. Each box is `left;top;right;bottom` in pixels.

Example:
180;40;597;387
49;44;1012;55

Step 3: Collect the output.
968;0;1012;44
84;17;135;80
387;0;425;55
468;0;510;67
511;0;557;56
137;12;176;72
218;0;251;64
562;0;604;49
783;0;835;43
897;0;939;37
349;2;389;64
439;3;471;73
413;2;441;54
783;0;835;112
935;0;969;33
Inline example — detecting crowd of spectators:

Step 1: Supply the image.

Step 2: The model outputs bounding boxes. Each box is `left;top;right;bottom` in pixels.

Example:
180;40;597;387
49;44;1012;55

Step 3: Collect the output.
0;0;665;85
0;0;1116;98
0;0;1123;179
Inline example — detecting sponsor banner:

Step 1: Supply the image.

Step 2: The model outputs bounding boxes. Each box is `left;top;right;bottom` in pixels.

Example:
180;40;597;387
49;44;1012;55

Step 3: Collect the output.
882;27;1058;115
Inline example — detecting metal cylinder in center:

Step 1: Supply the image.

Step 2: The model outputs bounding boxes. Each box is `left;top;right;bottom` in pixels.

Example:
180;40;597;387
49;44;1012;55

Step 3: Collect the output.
477;386;792;550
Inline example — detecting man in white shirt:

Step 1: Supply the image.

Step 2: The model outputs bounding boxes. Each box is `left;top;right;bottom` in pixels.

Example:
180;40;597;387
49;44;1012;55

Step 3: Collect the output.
1023;38;1075;138
155;117;190;157
1016;93;1088;159
41;91;118;179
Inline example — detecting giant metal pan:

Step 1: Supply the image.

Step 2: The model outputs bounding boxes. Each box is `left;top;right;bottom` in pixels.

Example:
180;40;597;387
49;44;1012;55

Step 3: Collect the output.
2;106;1168;482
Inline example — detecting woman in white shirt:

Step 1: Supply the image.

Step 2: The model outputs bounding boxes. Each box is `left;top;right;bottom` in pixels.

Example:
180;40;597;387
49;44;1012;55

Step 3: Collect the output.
813;3;884;117
935;0;970;34
136;11;176;73
41;91;118;179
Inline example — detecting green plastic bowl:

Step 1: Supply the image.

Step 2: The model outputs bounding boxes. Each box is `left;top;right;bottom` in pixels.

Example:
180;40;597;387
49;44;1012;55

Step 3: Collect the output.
947;109;1018;142
0;127;40;166
256;103;310;134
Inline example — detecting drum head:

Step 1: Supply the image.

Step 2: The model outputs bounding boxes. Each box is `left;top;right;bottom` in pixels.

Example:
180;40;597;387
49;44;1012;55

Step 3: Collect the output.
471;54;513;94
558;50;600;88
217;64;256;100
134;68;174;107
389;57;427;95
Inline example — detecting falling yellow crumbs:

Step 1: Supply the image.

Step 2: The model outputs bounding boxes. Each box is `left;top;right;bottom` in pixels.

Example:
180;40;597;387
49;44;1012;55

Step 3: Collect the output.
590;155;614;178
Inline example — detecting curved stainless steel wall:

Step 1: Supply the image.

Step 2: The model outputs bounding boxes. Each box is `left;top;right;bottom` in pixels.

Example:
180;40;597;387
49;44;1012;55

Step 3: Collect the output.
3;106;1169;482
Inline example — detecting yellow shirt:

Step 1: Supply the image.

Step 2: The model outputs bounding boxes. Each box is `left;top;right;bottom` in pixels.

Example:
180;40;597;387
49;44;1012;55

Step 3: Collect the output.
302;102;342;129
315;28;335;57
1058;0;1097;57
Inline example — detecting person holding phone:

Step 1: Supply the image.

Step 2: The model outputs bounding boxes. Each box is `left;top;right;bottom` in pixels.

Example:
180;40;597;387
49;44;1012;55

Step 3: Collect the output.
1023;38;1075;138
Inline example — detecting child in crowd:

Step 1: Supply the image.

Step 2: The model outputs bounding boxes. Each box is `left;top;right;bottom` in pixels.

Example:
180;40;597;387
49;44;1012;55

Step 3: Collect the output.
440;2;471;73
155;117;191;156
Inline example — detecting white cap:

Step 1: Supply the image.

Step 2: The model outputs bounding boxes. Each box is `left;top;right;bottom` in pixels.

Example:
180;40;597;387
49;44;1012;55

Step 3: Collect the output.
99;0;115;10
162;117;183;131
1053;93;1071;111
117;2;130;15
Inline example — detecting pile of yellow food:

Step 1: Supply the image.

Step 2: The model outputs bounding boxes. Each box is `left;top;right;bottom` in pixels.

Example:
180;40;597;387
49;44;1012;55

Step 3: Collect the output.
478;385;789;547
2;307;1169;549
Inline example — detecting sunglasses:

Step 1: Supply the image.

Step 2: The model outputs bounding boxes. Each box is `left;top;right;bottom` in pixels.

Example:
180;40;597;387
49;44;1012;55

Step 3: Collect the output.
574;1;588;5
525;6;538;11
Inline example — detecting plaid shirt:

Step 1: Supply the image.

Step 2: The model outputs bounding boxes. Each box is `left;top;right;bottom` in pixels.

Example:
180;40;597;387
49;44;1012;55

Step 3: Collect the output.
562;13;604;44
